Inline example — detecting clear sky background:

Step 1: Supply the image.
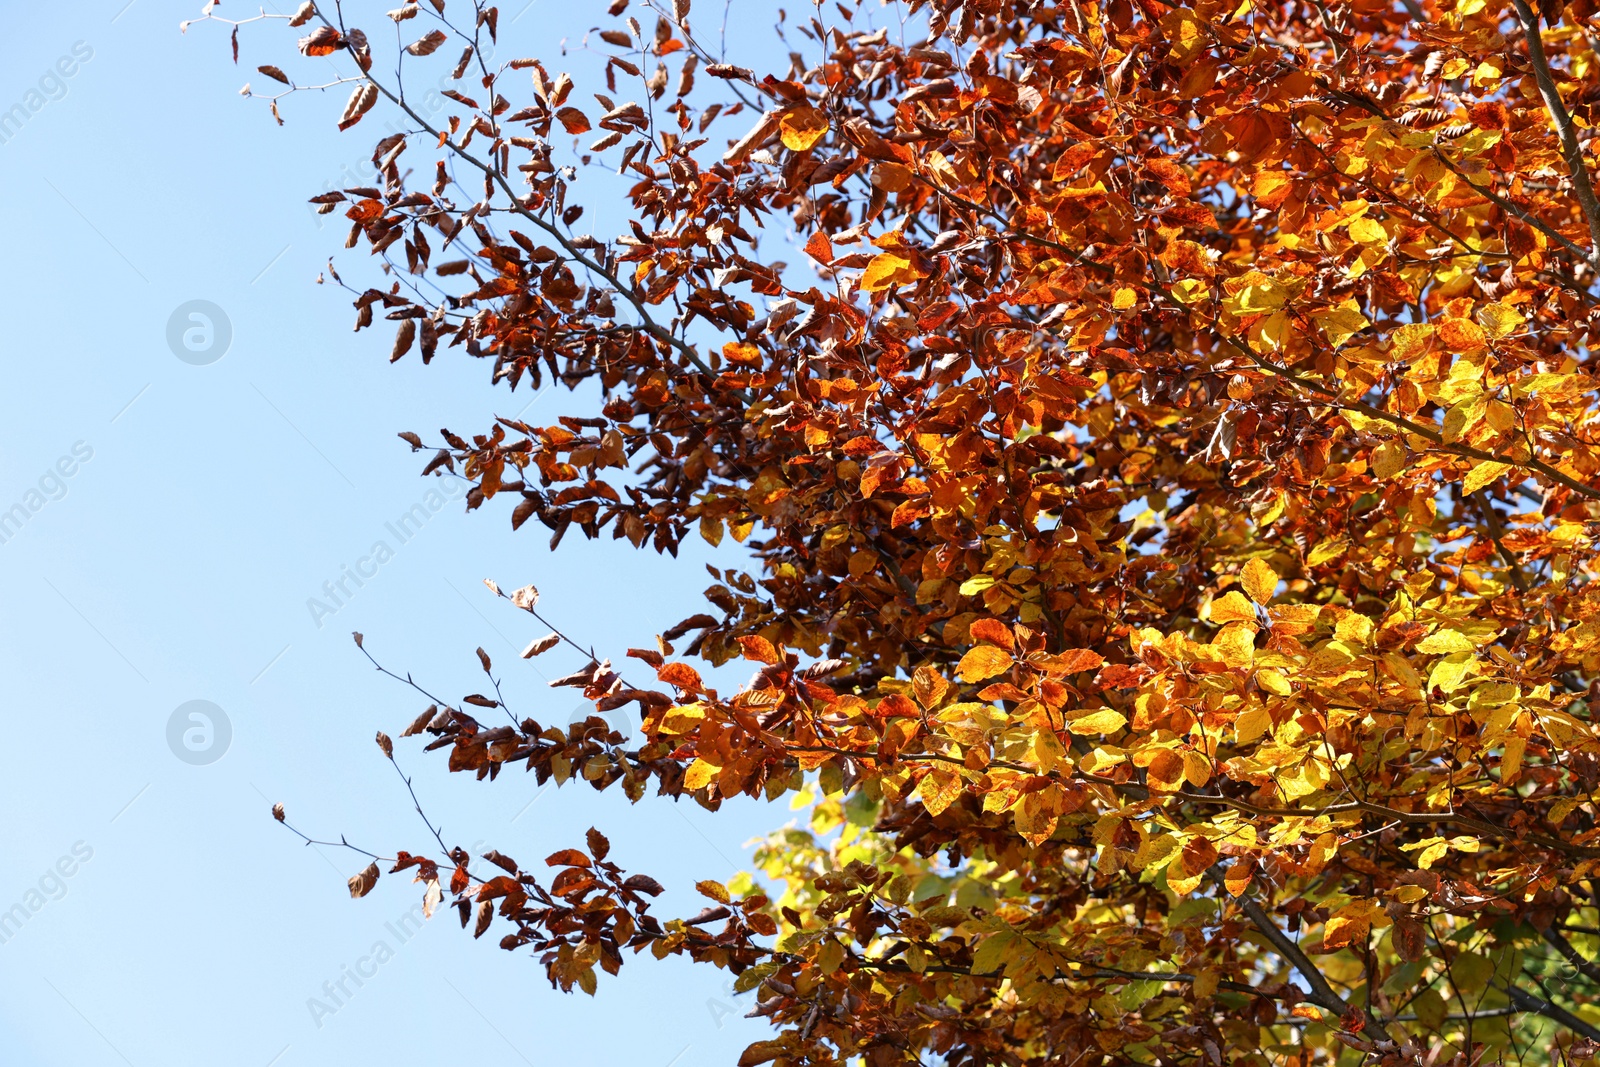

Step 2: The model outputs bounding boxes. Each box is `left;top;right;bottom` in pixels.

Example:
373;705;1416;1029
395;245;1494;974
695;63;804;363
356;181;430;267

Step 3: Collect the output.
0;2;829;1064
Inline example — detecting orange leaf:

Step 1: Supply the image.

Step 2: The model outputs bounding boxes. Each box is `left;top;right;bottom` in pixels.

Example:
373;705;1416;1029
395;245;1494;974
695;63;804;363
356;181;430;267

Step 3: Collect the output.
737;635;781;665
956;645;1014;682
804;230;834;265
1055;648;1104;673
969;618;1014;650
658;662;704;691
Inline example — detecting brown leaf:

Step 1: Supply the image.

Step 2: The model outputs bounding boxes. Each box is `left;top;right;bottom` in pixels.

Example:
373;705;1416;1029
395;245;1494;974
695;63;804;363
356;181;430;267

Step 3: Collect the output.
484;849;519;874
521;633;561;658
338;83;379;130
407;29;449;56
556;106;592;135
348;862;380;898
474;900;493;938
298;26;344;57
546;848;591;868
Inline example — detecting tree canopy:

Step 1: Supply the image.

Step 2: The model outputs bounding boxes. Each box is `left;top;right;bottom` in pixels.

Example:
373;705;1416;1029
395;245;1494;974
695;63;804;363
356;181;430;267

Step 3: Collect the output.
203;0;1600;1062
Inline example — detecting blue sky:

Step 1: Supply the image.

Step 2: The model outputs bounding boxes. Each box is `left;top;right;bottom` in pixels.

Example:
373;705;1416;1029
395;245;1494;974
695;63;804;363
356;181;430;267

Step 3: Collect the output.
0;3;816;1064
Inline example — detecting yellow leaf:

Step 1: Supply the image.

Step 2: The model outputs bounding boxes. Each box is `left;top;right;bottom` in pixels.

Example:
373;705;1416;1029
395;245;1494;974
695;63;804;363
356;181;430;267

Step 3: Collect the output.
1502;736;1525;781
1241;558;1278;605
657;704;706;735
1159;8;1206;65
1348;216;1387;245
1389;323;1435;362
918;768;963;817
695;879;731;903
683;757;720;790
1372;440;1407;479
956;645;1014;682
1235;703;1272;744
1183;749;1212;787
1416;629;1474;654
1461;460;1508;496
1172;278;1209;304
1427;651;1474;693
1318;303;1369;348
1306;831;1338;874
1306;536;1349;567
1112;286;1137;309
860;251;925;292
1068;709;1128;735
1406;837;1450;870
1478;302;1524;339
1209;590;1259;626
1210;622;1257;669
778;106;829;151
1255;669;1292;696
1334;611;1373;645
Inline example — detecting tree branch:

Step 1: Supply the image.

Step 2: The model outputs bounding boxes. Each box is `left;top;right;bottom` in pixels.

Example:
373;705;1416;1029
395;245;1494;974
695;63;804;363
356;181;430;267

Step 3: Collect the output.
1541;925;1600;985
1509;0;1600;263
1209;867;1398;1048
1503;980;1600;1042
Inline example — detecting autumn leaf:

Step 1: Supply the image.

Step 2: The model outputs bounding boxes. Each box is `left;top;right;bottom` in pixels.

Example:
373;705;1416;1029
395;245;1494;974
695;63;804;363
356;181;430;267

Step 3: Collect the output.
860;251;926;292
778;106;828;151
227;1;1600;1058
348;863;380;898
918;768;962;816
406;29;449;56
299;26;344;56
956;645;1013;682
1240;558;1278;605
556;106;592;135
1067;709;1127;735
803;230;834;265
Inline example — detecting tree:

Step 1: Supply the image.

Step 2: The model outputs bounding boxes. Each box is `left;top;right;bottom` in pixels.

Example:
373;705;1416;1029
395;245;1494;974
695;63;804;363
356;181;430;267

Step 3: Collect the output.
197;0;1600;1061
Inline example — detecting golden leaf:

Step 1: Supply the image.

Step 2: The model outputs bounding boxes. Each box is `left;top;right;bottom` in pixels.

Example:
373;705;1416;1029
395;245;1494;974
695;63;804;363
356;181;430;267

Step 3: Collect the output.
778;106;829;151
1240;558;1278;605
1209;590;1259;626
956;645;1014;682
1461;460;1508;496
1069;709;1128;735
